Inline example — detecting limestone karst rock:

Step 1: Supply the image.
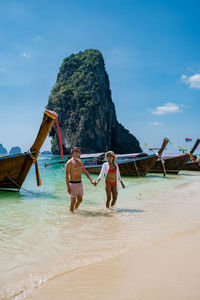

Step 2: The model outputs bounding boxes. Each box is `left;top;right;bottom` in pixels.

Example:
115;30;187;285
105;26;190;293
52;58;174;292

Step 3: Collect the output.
9;146;21;155
0;144;7;155
47;49;142;154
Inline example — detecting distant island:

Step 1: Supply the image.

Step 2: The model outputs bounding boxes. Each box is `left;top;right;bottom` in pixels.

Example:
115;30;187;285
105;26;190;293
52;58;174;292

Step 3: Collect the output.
0;144;22;155
40;151;52;155
46;49;142;155
9;146;22;155
0;145;52;156
0;144;7;155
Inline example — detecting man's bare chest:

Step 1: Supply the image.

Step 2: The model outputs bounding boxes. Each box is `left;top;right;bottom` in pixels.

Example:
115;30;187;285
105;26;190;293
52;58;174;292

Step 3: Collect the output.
71;161;82;171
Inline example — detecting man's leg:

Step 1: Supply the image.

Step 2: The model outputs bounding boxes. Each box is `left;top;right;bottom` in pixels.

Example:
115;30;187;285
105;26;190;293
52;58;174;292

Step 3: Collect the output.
70;197;76;212
75;196;82;209
105;182;111;208
111;185;118;207
75;183;83;209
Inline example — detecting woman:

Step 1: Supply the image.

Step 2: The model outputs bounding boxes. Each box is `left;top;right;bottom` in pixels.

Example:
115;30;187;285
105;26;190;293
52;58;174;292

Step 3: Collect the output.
95;151;125;208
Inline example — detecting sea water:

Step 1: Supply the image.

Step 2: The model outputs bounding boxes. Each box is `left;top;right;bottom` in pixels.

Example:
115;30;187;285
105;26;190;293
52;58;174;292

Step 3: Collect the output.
0;155;200;299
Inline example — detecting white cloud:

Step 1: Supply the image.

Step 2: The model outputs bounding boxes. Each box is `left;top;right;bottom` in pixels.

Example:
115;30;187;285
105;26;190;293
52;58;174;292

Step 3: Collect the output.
149;122;163;126
22;52;31;59
152;102;182;115
33;35;43;41
181;73;200;89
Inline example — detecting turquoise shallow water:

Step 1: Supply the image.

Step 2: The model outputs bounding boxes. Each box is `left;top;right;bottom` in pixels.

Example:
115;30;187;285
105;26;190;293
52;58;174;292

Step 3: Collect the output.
0;155;200;299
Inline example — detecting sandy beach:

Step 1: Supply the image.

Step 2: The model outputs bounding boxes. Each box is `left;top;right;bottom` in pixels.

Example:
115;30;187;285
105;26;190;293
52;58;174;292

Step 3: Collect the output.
28;228;200;300
1;165;200;300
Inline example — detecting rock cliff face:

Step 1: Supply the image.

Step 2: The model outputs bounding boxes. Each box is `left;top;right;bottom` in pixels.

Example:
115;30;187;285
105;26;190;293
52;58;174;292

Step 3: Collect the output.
46;49;142;154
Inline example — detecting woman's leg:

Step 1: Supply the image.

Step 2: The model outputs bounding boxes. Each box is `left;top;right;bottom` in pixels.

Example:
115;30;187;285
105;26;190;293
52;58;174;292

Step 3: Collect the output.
111;185;118;206
105;182;111;208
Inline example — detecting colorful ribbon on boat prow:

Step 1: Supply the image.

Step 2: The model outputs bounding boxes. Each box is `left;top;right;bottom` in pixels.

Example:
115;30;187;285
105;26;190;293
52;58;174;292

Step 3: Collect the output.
188;152;200;167
168;139;188;152
28;150;42;187
44;110;64;161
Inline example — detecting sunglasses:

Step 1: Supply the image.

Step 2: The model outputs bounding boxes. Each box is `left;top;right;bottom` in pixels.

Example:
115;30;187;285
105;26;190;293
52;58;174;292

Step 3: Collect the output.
107;155;113;158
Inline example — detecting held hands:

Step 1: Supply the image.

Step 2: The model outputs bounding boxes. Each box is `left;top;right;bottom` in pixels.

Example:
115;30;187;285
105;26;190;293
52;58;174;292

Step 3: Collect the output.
91;180;97;186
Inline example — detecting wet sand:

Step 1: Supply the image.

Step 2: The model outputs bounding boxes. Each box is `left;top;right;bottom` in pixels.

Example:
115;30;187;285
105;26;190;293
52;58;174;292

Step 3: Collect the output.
28;228;200;300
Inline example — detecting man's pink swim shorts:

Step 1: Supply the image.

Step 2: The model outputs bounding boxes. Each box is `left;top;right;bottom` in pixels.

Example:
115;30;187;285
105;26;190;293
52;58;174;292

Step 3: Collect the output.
69;181;83;197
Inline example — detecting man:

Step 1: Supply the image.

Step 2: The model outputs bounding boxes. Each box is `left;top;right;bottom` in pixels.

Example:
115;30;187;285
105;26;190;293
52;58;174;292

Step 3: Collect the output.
65;147;95;212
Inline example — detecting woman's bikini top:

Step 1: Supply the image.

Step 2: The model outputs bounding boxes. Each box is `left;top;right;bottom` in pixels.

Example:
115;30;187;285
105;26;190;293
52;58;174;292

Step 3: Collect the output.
108;165;117;173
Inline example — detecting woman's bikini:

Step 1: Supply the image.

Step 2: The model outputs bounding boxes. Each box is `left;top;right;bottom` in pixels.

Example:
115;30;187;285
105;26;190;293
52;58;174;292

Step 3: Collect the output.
106;165;117;187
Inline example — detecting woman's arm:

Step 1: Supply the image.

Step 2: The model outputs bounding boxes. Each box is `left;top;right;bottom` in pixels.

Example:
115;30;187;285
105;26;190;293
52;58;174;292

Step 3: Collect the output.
98;163;106;180
96;177;101;185
120;180;125;188
96;163;107;185
116;164;125;188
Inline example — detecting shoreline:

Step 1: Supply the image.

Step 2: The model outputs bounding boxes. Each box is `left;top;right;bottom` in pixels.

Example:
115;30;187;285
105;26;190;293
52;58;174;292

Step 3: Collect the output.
28;228;200;300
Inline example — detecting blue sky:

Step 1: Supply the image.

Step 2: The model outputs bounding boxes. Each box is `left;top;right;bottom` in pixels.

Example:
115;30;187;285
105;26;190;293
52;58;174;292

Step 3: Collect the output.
0;0;199;154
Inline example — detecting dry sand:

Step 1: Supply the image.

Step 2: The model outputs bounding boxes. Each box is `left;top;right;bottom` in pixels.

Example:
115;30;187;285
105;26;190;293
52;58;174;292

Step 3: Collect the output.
28;229;200;300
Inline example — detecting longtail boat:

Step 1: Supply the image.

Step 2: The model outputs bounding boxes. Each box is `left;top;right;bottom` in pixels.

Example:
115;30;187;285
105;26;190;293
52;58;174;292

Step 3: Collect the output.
83;138;169;176
0;110;58;191
150;139;200;175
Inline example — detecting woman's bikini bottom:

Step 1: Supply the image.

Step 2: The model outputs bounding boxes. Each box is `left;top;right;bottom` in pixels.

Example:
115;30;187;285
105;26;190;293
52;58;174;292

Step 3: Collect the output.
105;180;116;188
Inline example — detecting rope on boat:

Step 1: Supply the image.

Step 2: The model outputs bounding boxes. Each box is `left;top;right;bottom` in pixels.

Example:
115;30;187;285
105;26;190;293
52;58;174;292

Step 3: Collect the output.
188;152;200;168
28;150;42;186
133;159;140;176
7;177;35;194
45;110;64;161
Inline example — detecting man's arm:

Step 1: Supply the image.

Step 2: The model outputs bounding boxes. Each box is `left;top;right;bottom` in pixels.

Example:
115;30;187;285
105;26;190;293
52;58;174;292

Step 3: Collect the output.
65;161;72;194
81;162;95;185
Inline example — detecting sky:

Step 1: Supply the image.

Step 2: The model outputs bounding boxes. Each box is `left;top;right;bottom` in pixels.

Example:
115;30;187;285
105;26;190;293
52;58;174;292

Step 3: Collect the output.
0;0;199;154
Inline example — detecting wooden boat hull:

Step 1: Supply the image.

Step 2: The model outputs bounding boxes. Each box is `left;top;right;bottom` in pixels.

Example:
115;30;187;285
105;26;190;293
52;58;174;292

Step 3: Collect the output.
0;110;57;191
0;153;33;191
150;154;190;174
85;154;159;176
181;161;200;171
